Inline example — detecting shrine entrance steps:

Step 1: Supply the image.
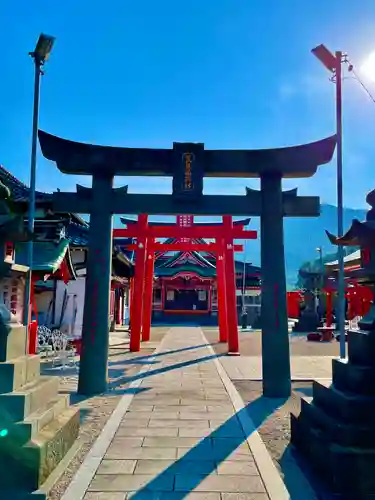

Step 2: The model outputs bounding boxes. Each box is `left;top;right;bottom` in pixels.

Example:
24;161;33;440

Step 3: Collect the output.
63;327;290;499
0;323;79;497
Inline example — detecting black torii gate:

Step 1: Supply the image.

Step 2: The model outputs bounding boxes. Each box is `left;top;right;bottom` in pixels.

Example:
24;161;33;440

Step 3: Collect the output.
38;131;336;397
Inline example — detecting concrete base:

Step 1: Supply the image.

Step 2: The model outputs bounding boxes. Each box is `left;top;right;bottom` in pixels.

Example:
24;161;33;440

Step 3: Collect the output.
0;322;80;496
291;328;375;498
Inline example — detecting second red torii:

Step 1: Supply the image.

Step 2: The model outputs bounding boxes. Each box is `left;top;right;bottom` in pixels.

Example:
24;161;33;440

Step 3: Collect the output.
113;215;257;355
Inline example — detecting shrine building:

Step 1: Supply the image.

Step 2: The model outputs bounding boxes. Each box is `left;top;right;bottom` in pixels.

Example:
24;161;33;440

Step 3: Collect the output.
119;216;261;326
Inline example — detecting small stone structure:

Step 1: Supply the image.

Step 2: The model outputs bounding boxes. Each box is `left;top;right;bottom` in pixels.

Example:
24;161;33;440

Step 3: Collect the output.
0;196;80;495
0;308;80;495
291;189;375;498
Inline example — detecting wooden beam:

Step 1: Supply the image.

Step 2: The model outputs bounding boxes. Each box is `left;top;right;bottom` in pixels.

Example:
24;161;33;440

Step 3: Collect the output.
122;243;244;252
52;191;320;217
113;226;257;239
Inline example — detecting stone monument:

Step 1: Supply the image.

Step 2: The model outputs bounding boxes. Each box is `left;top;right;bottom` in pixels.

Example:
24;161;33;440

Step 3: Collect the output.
293;269;321;332
291;188;375;498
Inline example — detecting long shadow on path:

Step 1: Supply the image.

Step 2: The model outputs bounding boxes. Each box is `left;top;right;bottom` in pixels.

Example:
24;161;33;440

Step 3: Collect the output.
107;353;224;392
107;344;209;365
129;396;288;500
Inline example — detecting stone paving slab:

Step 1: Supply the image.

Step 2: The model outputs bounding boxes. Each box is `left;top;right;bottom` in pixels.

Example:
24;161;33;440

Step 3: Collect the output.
220;355;334;381
64;327;291;500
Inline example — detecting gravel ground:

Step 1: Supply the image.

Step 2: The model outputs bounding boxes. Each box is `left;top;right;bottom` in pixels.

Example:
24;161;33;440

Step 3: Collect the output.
233;380;333;499
234;380;310;465
46;327;170;500
204;327;341;356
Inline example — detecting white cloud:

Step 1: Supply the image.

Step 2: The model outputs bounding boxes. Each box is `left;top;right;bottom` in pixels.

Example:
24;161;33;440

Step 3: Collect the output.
278;73;333;101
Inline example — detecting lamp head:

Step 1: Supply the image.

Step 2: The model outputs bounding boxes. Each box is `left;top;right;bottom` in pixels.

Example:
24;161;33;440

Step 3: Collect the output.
311;44;337;73
32;33;55;63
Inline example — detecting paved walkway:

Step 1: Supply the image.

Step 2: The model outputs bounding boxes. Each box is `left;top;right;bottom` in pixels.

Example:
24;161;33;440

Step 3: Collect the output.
220;356;334;381
62;327;290;500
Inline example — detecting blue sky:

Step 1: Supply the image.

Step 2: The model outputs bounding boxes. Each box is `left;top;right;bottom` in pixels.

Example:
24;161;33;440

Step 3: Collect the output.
1;0;375;208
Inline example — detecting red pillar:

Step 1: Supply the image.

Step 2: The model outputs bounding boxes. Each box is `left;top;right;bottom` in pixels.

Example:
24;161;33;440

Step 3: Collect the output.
115;289;121;325
223;216;239;355
325;289;333;327
129;214;148;352
120;289;124;326
142;239;155;342
216;241;228;343
128;278;134;327
161;280;165;310
28;278;38;355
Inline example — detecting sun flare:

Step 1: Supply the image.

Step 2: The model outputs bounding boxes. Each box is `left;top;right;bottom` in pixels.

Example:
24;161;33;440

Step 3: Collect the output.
361;51;375;81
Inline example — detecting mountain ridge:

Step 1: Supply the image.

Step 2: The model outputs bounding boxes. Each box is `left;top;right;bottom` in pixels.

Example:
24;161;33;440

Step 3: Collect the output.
113;203;368;287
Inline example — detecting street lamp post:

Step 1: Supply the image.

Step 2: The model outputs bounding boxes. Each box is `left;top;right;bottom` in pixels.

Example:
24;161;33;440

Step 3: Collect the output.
23;34;55;331
311;44;346;358
316;246;324;319
316;246;324;288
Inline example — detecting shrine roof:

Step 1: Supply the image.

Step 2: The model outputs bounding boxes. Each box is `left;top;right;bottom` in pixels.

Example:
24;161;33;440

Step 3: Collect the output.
155;264;216;278
0;165;87;226
15;239;76;278
153;238;215;259
326;220;375;247
112;245;134;276
325;249;361;267
156;249;215;269
234;261;261;275
66;221;90;247
120;217;251;227
0;165;50;203
38;130;336;178
326;189;375;247
66;222;134;263
154;247;260;277
0;215;30;242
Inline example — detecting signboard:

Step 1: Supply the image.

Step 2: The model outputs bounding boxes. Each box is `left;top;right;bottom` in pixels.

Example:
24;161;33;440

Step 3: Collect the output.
177;214;194;243
172;143;204;201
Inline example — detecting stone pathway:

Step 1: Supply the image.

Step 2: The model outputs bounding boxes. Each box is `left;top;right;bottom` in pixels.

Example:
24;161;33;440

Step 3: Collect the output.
220;356;334;381
63;327;291;500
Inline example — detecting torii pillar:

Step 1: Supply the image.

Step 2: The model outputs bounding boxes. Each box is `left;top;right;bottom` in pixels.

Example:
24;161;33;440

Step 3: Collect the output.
129;214;148;352
142;238;155;342
78;175;114;395
260;174;291;398
216;244;228;343
222;216;239;354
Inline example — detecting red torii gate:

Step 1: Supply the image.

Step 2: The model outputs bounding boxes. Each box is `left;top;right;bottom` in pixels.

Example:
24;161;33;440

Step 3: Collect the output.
125;240;245;347
113;215;257;355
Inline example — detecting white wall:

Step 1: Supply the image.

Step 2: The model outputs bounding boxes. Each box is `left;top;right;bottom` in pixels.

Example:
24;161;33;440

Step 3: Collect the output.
71;249;86;265
55;277;86;337
35;290;54;325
